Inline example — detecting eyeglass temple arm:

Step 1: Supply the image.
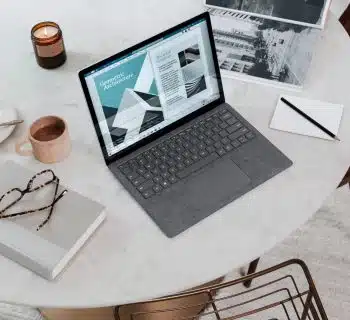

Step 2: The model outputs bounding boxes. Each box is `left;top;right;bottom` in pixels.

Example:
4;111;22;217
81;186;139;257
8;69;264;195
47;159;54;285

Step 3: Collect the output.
36;190;68;231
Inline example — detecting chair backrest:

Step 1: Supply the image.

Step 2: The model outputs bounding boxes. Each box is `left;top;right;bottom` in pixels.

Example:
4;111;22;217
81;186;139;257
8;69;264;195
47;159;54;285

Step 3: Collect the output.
115;259;329;320
340;4;350;34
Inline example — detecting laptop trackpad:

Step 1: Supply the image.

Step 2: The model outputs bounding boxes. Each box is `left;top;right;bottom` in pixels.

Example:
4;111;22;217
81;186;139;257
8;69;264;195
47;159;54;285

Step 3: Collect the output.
181;158;251;206
155;158;252;236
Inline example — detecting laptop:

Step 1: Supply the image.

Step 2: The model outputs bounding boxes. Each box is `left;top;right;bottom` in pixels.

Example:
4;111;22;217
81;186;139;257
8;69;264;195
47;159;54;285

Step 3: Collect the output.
79;12;292;238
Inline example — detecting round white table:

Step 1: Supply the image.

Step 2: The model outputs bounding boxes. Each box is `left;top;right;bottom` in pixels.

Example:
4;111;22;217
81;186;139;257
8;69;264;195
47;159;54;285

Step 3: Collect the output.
0;0;349;309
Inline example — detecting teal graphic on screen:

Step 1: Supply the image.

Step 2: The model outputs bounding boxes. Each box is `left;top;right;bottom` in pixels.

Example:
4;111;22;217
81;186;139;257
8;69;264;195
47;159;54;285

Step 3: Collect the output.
94;53;163;148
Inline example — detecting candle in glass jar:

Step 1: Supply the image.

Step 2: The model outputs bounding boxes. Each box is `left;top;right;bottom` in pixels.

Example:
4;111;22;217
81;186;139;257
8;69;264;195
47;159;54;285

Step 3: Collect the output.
33;26;59;39
31;22;66;69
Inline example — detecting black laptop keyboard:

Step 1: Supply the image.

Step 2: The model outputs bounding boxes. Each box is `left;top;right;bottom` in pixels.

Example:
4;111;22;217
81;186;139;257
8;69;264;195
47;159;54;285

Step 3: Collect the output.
119;107;256;199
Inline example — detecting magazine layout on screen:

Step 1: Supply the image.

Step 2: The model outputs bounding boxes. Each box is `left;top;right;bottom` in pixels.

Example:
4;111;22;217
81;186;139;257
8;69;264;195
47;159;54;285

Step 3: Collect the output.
85;20;220;157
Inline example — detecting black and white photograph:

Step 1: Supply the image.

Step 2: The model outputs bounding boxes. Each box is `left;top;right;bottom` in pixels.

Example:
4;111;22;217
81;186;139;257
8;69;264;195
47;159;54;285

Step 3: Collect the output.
205;0;331;27
209;8;321;87
178;44;207;97
178;45;202;67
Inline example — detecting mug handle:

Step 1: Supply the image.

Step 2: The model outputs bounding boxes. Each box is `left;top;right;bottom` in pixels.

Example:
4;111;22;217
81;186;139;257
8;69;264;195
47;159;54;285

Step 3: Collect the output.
15;138;33;156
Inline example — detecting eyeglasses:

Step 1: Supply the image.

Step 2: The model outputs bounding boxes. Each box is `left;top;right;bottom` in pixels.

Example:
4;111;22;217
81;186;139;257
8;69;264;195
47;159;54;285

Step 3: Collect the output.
0;169;67;231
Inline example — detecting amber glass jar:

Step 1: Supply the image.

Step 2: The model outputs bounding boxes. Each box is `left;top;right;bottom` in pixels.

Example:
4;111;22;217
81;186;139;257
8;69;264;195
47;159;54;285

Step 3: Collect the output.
31;21;67;69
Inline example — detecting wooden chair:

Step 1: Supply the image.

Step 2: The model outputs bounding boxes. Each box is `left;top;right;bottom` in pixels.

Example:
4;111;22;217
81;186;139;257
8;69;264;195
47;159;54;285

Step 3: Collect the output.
340;4;350;34
339;167;350;188
338;5;350;188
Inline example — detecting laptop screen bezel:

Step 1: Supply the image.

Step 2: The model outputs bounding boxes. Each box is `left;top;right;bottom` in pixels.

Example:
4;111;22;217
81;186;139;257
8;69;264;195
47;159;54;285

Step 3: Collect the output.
79;12;225;165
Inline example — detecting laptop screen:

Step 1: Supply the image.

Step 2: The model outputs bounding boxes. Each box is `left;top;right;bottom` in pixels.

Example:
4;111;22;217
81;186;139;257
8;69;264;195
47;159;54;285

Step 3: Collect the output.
83;16;221;158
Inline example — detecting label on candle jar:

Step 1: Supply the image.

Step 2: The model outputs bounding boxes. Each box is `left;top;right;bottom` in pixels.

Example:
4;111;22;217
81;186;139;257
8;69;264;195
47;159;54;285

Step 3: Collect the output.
36;38;64;58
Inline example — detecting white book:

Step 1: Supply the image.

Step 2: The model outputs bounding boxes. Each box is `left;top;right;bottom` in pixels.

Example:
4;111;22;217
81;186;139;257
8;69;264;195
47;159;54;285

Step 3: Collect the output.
270;95;344;140
0;161;106;280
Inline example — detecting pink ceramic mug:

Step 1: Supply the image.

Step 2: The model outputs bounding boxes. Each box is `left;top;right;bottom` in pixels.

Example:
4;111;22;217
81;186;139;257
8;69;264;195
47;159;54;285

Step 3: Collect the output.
16;116;71;164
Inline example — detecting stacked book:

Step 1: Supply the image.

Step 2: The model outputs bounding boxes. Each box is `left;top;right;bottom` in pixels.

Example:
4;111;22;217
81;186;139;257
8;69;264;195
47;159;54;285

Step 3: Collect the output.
205;0;332;89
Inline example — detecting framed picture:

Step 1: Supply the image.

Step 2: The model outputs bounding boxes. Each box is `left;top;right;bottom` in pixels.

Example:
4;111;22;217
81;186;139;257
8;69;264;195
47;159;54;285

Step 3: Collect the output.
209;8;321;88
205;0;332;28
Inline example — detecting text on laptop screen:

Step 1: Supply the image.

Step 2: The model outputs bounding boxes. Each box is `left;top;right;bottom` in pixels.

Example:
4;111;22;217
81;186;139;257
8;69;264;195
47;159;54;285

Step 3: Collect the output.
84;19;220;157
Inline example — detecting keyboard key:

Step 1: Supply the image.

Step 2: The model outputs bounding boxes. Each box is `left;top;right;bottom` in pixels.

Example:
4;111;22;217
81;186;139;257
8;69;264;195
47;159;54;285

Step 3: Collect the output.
217;148;226;156
219;122;228;129
145;163;154;170
169;167;177;174
137;168;147;175
219;108;228;115
175;155;183;162
137;180;154;193
175;138;182;145
153;176;162;183
175;146;184;153
182;151;191;158
183;142;190;148
212;134;220;142
161;180;170;188
184;158;193;166
189;147;198;154
144;172;152;179
238;136;248;143
224;144;233;152
214;141;222;149
159;146;168;153
206;145;215;153
161;171;170;179
213;126;221;133
177;163;185;170
204;130;212;136
227;117;238;125
246;132;255;140
128;159;137;168
159;164;167;171
176;153;219;179
231;140;241;148
132;177;145;186
227;122;243;134
169;176;177;184
153;184;162;193
142;190;154;199
198;143;206;149
219;130;228;138
222;112;232;120
192;154;200;161
213;118;221;125
204;138;213;145
199;150;208;157
151;168;160;175
221;137;230;144
145;155;153;163
138;158;147;166
166;159;175;167
198;134;205;141
127;172;139;181
241;127;249;134
119;164;131;174
168;151;177;158
228;127;250;141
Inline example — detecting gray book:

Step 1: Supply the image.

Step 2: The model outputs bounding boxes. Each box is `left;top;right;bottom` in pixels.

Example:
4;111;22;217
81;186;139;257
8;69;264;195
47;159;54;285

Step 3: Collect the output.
0;161;106;280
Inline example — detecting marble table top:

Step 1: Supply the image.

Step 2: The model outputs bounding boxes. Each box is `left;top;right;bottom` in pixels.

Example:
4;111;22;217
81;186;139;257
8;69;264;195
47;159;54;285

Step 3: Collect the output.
0;0;350;308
